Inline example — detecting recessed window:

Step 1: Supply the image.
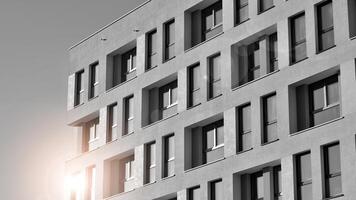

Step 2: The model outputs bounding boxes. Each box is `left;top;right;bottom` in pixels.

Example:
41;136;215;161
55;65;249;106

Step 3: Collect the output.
85;118;99;152
164;19;175;61
145;142;156;184
208;53;222;99
316;0;334;52
204;120;224;152
296;151;312;200
159;80;178;119
236;0;249;24
251;171;264;200
147;29;158;70
262;93;278;144
237;103;252;152
122;48;137;76
107;103;118;143
259;0;274;13
89;62;99;99
290;12;307;64
347;0;356;38
75;70;85;106
188;64;201;108
202;1;223;41
323;142;342;198
124;95;134;135
209;179;223;200
188;186;201;200
163;134;175;177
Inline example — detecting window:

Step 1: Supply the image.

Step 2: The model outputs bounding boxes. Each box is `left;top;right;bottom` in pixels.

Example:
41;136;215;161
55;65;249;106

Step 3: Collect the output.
296;151;312;200
159;80;178;118
124;95;134;135
309;75;340;126
248;42;261;81
147;30;158;69
208;54;222;99
188;186;201;200
107;103;118;143
85;166;96;200
145;142;156;184
75;70;85;106
89;62;99;99
323;142;342;198
204;120;224;153
83;118;99;152
125;158;134;181
163;134;175;177
348;0;356;38
290;13;307;64
88;118;99;142
202;1;223;41
164;19;175;61
251;171;264;200
210;179;223;200
262;93;278;144
274;165;282;199
269;33;278;71
236;0;249;24
259;0;274;13
317;0;334;52
188;64;201;108
238;104;252;152
122;48;137;79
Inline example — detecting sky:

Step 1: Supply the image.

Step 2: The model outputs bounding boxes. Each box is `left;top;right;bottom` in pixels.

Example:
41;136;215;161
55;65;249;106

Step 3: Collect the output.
0;0;146;199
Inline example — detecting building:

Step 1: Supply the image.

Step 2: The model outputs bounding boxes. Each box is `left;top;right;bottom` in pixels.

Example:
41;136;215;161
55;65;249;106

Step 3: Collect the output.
65;0;356;199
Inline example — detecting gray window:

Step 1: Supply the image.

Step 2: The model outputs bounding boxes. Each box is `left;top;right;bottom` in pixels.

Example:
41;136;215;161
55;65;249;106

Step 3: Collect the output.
75;70;84;106
202;1;223;41
147;29;158;70
204;120;224;152
323;142;342;198
274;165;282;199
145;142;156;184
164;19;175;61
317;0;334;52
296;151;312;200
159;80;178;118
124;95;134;135
238;104;252;152
163;134;175;177
208;54;222;99
251;171;264;200
121;48;137;81
259;0;274;13
263;93;278;143
309;75;340;126
188;186;201;200
290;13;307;64
107;103;118;142
348;0;356;38
188;64;201;108
236;0;249;24
248;42;260;81
210;179;223;200
269;33;278;72
89;62;99;99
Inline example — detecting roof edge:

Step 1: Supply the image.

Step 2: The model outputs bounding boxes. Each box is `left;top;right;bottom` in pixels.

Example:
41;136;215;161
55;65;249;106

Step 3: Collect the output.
68;0;152;51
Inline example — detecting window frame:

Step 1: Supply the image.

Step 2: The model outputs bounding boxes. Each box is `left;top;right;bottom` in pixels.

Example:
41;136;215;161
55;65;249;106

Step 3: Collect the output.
236;0;249;24
88;118;99;143
290;12;307;64
323;142;342;198
259;0;274;13
124;158;134;181
247;41;261;82
273;165;282;199
159;80;178;110
316;0;335;52
188;186;201;200
262;93;278;144
107;103;118;143
145;142;156;184
124;95;134;135
238;103;252;152
251;171;264;200
75;69;85;106
122;48;137;74
147;29;158;70
163;134;175;177
201;1;223;41
296;151;312;200
269;33;278;72
208;53;222;99
188;64;201;108
209;179;223;200
164;19;175;61
203;120;224;152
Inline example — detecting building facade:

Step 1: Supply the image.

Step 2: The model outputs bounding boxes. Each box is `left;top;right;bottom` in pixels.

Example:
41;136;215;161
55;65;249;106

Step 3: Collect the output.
65;0;356;199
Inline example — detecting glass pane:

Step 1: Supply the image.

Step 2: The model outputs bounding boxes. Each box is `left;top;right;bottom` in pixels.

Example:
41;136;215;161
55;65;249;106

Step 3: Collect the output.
240;0;248;6
215;7;222;25
313;105;340;125
132;54;136;70
253;48;260;67
266;95;277;121
150;143;156;165
320;2;333;30
128;97;134;118
242;105;251;132
205;13;213;30
212;80;221;97
127;119;134;134
294;42;307;62
211;55;221;81
260;0;274;12
327;175;342;196
79;92;84;104
276;167;282;195
294;15;306;43
168;136;175;158
149;54;158;68
167;160;175;176
214;180;223;200
89;124;96;140
192;66;200;90
191;187;200;200
299;153;311;181
266;123;278;142
257;175;264;198
94;65;99;83
162;90;169;108
326;78;339;105
150;31;157;53
242;132;251;150
112;105;118;124
205;25;223;40
93;84;99;97
111;126;118;141
238;6;249;23
216;125;224;145
206;129;215;149
171;86;177;104
167;44;175;59
149;167;156;183
191;90;201;106
300;184;312;200
312;86;325;110
168;22;175;45
321;30;334;50
327;144;341;174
